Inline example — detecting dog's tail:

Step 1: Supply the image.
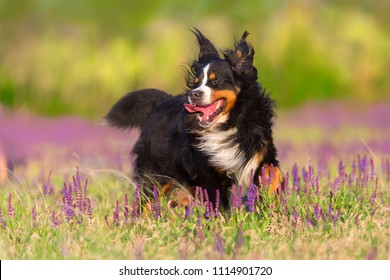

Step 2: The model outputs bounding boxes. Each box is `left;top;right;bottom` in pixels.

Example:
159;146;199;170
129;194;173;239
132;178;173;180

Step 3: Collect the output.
104;88;170;129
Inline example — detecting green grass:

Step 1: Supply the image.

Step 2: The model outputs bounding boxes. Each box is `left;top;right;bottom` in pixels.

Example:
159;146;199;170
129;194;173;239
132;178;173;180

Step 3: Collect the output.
0;162;388;260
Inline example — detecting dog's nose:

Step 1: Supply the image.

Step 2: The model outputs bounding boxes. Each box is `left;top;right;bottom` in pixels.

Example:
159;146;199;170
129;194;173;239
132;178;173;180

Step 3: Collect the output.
189;90;203;102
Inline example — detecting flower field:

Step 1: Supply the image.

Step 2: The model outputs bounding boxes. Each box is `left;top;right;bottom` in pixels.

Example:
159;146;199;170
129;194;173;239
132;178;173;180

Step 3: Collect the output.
0;102;389;259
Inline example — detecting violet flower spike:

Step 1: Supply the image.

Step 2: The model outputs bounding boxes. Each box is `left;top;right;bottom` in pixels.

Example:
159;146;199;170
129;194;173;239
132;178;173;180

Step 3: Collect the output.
214;233;224;255
131;185;140;220
152;186;160;219
338;160;345;177
113;200;120;226
215;189;220;217
8;193;15;217
87;198;93;220
284;172;290;192
292;206;298;225
292;163;300;187
51;210;60;227
314;204;320;220
369;158;375;182
203;189;210;219
306;213;314;226
83;178;88;213
370;178;378;205
32;206;37;227
43;171;54;196
197;215;204;242
124;194;129;224
0;210;6;228
246;183;256;213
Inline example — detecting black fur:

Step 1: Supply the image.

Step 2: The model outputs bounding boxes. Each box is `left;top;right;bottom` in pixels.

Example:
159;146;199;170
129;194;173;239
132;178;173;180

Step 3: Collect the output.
105;89;169;129
105;29;281;208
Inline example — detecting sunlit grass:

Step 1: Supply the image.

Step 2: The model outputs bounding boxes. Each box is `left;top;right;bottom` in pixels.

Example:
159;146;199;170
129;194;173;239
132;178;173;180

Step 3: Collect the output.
0;154;389;259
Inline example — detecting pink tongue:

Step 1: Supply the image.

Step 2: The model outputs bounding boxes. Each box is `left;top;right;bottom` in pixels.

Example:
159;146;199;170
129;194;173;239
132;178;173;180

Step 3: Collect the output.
184;102;219;118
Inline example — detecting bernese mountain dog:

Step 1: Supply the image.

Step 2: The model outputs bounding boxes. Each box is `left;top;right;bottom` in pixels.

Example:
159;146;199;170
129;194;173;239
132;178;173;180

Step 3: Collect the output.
105;28;284;209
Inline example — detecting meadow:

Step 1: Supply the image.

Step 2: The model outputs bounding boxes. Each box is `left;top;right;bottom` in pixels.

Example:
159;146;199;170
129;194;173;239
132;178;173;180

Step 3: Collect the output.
0;103;389;260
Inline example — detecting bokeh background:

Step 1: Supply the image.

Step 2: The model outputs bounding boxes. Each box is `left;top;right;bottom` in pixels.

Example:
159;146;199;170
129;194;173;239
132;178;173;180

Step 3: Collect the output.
0;0;390;176
1;0;389;117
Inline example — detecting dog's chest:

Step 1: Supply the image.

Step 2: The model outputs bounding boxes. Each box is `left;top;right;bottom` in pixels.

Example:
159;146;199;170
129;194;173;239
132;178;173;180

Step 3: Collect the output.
195;128;256;185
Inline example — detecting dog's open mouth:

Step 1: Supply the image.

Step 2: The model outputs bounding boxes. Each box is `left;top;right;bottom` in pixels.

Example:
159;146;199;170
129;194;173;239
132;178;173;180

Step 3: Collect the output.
184;99;226;127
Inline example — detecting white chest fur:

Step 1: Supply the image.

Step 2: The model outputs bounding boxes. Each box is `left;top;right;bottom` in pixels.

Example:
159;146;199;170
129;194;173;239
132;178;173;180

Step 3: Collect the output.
195;127;258;186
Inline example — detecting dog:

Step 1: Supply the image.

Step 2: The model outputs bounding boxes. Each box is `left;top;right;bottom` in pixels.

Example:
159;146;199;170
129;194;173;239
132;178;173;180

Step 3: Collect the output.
105;28;283;208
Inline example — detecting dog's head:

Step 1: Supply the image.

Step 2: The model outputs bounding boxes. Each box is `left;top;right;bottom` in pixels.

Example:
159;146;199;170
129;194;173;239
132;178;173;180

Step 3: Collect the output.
184;28;258;128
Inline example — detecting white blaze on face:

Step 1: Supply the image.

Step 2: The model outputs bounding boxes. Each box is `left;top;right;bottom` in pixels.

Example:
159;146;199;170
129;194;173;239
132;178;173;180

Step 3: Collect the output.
189;63;212;104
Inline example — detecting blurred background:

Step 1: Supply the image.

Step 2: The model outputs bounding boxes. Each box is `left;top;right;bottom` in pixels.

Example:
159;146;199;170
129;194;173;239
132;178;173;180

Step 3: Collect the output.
0;0;390;178
1;0;389;118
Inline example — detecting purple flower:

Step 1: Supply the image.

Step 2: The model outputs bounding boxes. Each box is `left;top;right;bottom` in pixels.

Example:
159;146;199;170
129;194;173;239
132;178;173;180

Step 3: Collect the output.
369;158;375;181
338;160;345;177
284;172;290;192
214;233;224;255
43;171;54;196
197;215;204;242
354;213;359;227
333;176;341;192
195;186;204;207
306;213;314;226
336;209;341;221
269;164;275;184
215;189;220;217
291;163;301;193
8;193;15;217
64;182;74;209
31;207;37;227
320;208;326;222
0;210;6;228
87;198;93;220
261;166;269;186
349;159;356;186
204;189;210;219
292;206;298;225
64;204;73;223
131;185;140;221
231;185;239;211
113;200;120;226
123;194;129;224
370;178;378;205
184;201;193;218
314;204;321;220
281;195;288;215
152;186;160;219
366;249;377;260
328;203;333;217
246;183;257;213
83;178;88;212
72;167;84;212
358;154;368;176
51;210;60;227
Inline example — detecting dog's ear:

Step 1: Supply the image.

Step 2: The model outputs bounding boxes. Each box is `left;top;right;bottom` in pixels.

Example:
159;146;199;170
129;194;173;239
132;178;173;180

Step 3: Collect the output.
191;28;219;62
224;31;258;81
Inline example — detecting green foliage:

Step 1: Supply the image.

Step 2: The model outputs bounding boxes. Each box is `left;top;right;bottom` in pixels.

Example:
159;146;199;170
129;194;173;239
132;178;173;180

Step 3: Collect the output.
0;1;389;117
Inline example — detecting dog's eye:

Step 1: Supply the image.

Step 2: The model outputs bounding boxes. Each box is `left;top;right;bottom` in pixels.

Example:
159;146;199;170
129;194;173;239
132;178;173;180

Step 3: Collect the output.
194;77;199;85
